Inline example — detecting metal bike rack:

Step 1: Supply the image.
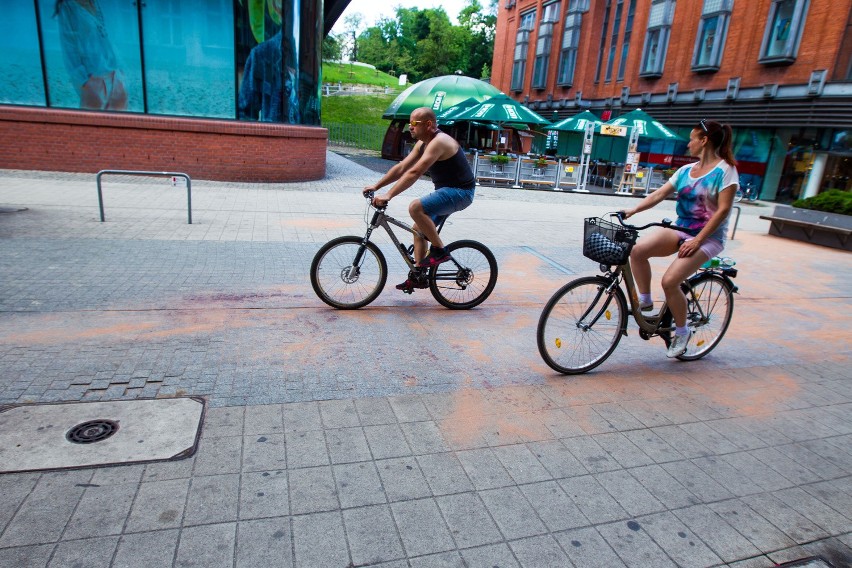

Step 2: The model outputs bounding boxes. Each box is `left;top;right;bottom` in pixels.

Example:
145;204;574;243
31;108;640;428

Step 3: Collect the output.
729;205;741;240
96;170;192;224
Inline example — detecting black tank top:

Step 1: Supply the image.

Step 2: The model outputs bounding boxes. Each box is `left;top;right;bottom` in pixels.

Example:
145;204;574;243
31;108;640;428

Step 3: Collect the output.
424;144;476;190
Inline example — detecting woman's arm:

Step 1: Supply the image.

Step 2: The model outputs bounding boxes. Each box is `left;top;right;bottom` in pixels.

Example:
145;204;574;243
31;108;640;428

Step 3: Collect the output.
623;180;676;218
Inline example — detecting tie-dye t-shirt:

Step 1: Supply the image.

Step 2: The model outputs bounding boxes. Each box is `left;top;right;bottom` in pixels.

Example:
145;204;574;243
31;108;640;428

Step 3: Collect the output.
669;160;739;243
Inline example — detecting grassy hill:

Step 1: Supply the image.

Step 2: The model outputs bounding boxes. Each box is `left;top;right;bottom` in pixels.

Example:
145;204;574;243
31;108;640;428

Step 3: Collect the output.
321;62;400;151
322;61;401;87
321;94;397;127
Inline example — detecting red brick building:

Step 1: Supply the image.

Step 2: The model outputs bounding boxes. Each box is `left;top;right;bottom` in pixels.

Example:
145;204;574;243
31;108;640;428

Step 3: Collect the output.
492;0;852;201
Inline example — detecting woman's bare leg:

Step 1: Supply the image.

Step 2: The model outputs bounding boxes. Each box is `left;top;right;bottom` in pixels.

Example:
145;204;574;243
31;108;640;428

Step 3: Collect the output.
629;229;680;295
661;252;710;327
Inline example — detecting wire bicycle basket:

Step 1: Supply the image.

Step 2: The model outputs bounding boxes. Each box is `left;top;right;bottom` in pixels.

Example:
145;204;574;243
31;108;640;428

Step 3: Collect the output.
582;217;638;266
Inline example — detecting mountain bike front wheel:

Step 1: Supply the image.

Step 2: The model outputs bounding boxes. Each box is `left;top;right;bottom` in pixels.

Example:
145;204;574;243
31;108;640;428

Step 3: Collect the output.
537;276;627;374
429;240;498;309
310;236;387;309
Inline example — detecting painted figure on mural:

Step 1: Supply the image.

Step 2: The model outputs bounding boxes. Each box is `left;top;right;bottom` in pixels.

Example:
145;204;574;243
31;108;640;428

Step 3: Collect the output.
54;0;127;110
238;0;300;123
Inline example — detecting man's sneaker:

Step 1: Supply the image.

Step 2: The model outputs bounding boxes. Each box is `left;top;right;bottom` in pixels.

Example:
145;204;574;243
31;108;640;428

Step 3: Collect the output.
417;248;451;268
639;302;654;312
395;278;428;291
666;330;692;358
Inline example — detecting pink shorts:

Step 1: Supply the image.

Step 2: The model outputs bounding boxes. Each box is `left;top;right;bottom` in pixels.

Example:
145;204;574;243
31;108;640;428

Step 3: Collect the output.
677;231;724;260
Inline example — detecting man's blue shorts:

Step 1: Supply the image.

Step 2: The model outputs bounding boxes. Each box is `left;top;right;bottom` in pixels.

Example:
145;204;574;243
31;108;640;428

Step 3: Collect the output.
420;186;475;227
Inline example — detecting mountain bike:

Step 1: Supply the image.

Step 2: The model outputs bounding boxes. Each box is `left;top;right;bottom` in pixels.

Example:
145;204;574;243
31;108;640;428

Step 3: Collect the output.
537;213;738;374
310;192;498;310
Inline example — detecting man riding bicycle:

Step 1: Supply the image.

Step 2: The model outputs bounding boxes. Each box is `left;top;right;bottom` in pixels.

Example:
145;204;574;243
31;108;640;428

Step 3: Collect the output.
363;107;476;292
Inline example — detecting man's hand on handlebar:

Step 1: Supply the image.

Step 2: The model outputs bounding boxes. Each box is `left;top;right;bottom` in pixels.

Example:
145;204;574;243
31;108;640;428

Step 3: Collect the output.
362;186;390;208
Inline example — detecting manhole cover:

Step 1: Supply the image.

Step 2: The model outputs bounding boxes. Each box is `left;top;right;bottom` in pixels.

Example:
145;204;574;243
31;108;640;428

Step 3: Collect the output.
66;419;120;444
0;398;204;473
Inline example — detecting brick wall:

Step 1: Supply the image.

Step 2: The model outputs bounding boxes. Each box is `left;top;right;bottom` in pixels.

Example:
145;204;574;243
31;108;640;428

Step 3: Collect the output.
494;0;851;103
0;106;328;182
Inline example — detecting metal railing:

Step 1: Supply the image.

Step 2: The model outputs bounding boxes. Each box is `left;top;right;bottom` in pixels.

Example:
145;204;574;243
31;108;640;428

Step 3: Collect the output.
325;123;386;152
96;170;192;224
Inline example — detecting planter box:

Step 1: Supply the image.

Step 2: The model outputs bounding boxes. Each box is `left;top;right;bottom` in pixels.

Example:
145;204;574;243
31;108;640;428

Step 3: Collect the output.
760;205;851;251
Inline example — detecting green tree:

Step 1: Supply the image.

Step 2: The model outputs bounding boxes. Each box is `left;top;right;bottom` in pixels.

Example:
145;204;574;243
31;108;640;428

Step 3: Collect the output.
458;0;497;80
353;4;496;82
322;33;343;61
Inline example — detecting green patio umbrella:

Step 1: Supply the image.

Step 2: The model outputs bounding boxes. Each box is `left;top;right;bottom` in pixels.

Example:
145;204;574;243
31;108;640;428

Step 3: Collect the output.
549;110;604;157
606;108;685;141
382;75;501;120
452;93;552;128
436;97;483;126
549;110;604;132
592;108;685;161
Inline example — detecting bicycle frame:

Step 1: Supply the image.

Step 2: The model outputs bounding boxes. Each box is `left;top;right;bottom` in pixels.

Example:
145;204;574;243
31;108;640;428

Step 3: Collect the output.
356;207;455;272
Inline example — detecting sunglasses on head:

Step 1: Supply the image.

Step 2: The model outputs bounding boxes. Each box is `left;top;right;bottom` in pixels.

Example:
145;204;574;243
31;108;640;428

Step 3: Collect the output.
699;119;709;132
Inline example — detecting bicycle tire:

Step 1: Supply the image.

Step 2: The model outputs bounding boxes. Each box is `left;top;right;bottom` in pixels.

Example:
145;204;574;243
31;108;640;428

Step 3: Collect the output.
429;240;498;309
660;272;734;360
310;236;387;309
537;276;627;374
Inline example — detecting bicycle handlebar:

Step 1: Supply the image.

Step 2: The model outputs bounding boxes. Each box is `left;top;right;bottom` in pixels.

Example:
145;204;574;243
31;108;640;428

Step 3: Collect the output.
612;211;700;237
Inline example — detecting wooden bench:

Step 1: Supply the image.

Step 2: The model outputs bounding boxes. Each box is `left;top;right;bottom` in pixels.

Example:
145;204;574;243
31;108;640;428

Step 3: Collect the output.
520;179;556;189
760;214;851;250
476;175;514;186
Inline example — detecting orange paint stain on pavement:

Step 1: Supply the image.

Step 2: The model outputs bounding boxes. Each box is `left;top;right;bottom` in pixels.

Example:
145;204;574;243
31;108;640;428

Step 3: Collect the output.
6;321;160;345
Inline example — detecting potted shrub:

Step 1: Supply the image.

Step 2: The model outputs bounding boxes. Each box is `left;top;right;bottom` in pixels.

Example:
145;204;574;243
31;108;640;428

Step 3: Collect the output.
533;156;549;176
489;154;510;173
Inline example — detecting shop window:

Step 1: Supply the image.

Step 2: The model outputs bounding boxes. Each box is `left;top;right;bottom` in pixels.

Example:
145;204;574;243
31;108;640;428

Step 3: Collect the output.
692;0;733;72
36;0;144;112
639;0;675;78
616;0;637;81
143;0;234;118
759;0;809;64
532;2;561;90
0;4;45;105
511;11;536;92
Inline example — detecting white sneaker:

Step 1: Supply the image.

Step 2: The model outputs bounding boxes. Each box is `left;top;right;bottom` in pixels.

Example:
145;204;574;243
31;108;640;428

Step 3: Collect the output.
639;302;654;312
667;331;692;358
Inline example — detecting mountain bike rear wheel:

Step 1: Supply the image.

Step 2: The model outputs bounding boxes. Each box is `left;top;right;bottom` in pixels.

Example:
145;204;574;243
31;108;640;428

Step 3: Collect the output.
537;276;627;374
310;236;387;309
429;240;498;309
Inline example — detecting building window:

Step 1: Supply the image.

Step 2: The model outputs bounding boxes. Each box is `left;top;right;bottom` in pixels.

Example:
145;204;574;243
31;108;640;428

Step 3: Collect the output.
692;0;732;72
759;0;809;64
616;0;636;81
557;0;589;86
639;0;676;78
595;0;612;83
511;10;536;92
532;2;561;89
605;0;624;82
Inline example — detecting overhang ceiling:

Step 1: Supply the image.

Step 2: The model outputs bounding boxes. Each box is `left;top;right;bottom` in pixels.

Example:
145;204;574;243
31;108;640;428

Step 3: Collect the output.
324;0;350;36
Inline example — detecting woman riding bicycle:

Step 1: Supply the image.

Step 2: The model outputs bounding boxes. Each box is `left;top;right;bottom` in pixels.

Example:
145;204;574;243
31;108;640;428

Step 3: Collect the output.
621;119;739;358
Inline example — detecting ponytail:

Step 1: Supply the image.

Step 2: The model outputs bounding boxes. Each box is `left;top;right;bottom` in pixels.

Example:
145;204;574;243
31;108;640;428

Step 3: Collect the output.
718;124;736;166
696;120;736;166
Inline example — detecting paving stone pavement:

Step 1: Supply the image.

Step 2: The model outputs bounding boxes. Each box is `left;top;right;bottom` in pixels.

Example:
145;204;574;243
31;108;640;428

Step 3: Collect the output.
0;155;850;568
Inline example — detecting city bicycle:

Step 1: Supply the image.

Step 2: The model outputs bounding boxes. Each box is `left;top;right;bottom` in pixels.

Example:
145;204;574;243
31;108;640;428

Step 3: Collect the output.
734;181;760;202
310;192;498;310
537;213;738;374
